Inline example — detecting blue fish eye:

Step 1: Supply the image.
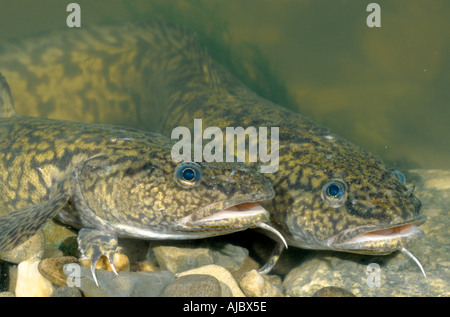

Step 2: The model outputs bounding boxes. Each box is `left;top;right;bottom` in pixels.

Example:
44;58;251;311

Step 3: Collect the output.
175;162;202;187
322;179;347;208
327;183;342;198
182;168;196;181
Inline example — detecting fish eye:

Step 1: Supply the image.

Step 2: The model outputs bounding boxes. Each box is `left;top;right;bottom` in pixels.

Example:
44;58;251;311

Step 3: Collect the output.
321;179;347;208
391;169;406;185
175;162;202;187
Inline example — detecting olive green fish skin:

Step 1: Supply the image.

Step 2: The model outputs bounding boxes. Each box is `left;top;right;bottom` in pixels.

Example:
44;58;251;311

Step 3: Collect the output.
0;23;425;254
0;113;274;252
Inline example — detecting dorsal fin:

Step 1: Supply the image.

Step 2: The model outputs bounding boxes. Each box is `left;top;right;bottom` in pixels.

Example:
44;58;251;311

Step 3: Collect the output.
0;73;17;118
185;28;224;94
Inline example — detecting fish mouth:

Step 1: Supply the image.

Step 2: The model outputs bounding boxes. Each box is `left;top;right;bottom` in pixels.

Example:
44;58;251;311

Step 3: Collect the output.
179;202;270;229
178;201;288;248
327;215;427;254
179;202;288;249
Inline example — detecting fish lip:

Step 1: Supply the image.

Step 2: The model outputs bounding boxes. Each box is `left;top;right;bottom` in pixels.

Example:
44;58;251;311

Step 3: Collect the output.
178;199;271;229
327;215;427;254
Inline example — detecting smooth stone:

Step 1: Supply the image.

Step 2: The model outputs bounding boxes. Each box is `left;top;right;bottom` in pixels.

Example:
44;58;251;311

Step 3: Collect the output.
63;264;174;297
132;259;160;272
239;269;284;297
0;230;45;264
178;264;245;297
111;253;130;272
38;256;78;286
152;240;248;274
15;260;54;297
52;286;82;297
313;286;355;297
79;253;130;273
283;252;348;297
162;274;223;297
44;248;64;259
153;244;212;273
210;242;249;273
130;271;175;297
232;256;260;280
42;221;78;257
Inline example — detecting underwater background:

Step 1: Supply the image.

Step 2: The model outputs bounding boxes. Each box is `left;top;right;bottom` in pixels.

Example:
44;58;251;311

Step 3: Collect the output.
0;0;448;171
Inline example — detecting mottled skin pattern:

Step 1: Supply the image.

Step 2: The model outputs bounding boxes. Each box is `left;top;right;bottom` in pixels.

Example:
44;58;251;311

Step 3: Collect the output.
0;23;425;257
0;74;276;280
0;115;273;241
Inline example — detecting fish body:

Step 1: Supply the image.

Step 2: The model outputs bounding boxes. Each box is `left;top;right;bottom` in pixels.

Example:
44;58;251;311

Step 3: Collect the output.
0;74;278;282
0;23;426;265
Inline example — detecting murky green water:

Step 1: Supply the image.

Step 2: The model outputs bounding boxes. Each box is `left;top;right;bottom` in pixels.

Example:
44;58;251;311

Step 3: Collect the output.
0;0;449;169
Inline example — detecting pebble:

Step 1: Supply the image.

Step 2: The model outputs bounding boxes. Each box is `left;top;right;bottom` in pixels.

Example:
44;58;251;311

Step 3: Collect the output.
313;286;356;297
283;252;350;297
210;242;249;272
152;240;249;274
162;274;223;297
79;253;130;273
239;269;284;297
38;256;78;286
42;221;78;258
15;260;54;297
177;264;245;297
153;244;212;273
52;286;82;297
132;259;160;272
0;230;45;264
231;256;260;280
62;264;175;297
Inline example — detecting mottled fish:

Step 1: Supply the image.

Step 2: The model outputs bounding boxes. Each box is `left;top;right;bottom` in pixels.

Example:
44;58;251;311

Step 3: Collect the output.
0;23;426;274
0;73;285;284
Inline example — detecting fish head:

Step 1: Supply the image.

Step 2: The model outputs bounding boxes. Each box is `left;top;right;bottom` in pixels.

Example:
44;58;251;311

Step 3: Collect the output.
271;133;426;255
70;135;276;239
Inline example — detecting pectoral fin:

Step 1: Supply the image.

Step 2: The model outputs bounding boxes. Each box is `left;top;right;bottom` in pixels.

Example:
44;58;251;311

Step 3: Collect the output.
0;190;70;252
77;228;118;286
